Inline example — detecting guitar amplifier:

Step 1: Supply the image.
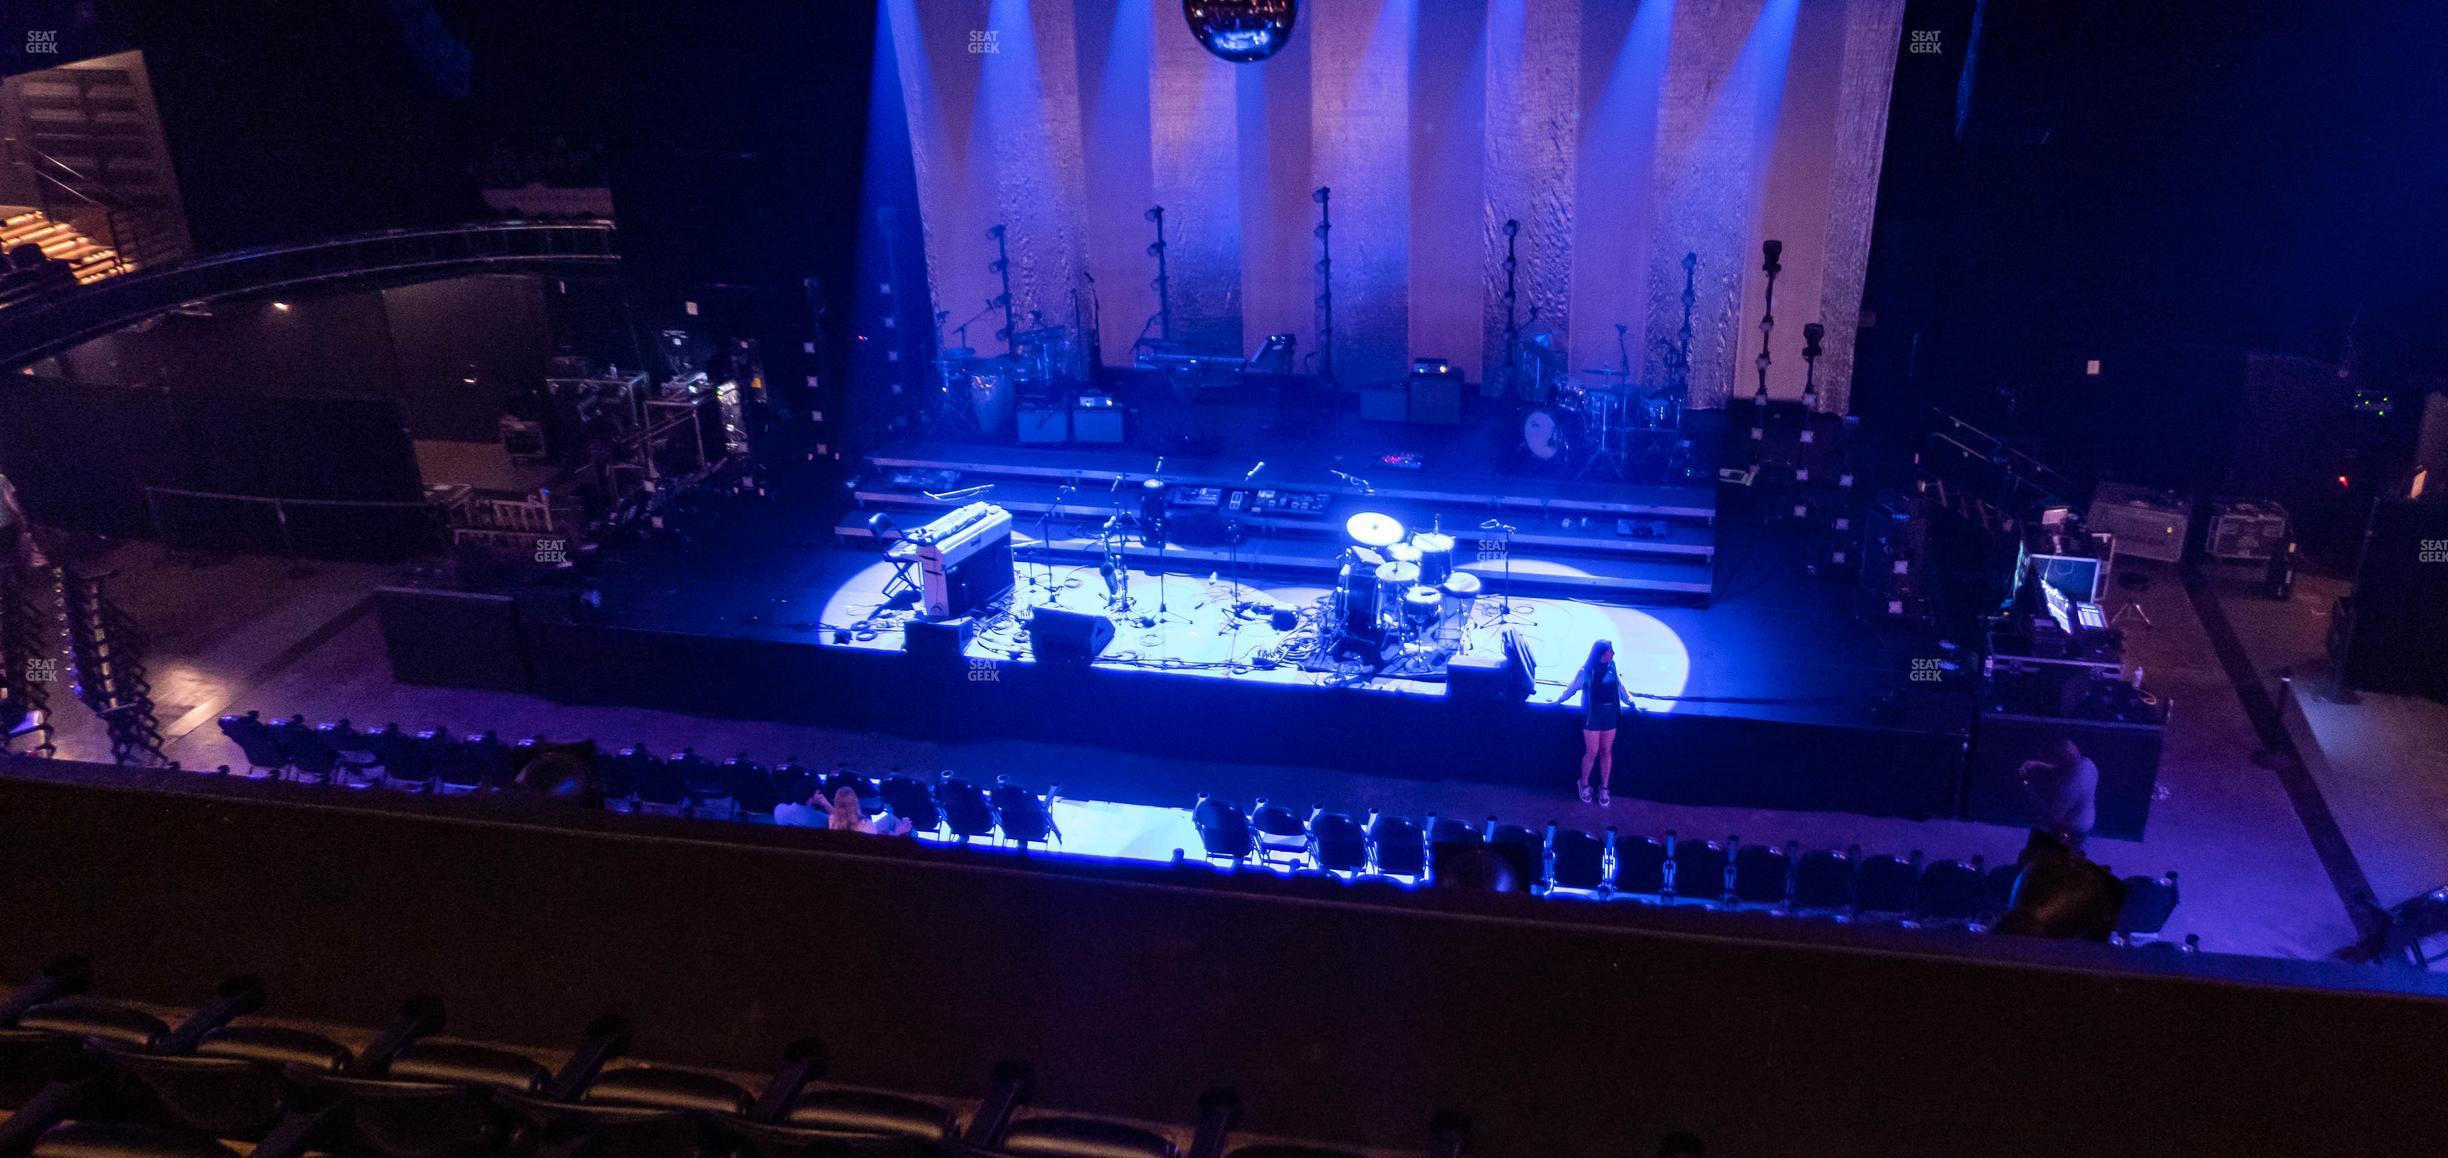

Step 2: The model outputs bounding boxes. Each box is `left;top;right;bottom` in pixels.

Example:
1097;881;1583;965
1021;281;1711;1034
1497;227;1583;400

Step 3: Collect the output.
2207;499;2288;561
1072;394;1124;443
2087;483;2189;563
912;503;1016;618
1016;405;1070;444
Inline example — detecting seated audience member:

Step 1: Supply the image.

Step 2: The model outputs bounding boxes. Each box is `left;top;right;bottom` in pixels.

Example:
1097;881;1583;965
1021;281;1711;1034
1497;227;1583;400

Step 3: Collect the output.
825;786;873;834
872;804;915;838
773;789;826;828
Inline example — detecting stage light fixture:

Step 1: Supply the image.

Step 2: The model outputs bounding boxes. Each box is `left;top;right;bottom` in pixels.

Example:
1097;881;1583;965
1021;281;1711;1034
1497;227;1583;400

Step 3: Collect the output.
1185;1;1297;63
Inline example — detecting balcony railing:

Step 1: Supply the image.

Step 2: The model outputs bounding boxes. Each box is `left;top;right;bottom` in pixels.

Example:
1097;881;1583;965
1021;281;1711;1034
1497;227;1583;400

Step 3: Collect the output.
0;220;617;371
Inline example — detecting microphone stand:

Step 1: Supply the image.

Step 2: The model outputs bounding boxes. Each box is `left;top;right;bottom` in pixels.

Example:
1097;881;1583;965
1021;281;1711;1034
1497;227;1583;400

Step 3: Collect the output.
1483;519;1520;623
1141;459;1186;628
1034;477;1076;605
1225;460;1264;606
1101;478;1132;615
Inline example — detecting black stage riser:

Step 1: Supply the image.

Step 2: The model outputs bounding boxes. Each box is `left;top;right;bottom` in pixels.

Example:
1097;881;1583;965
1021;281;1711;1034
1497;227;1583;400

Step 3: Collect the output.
850;442;1722;603
511;614;1965;820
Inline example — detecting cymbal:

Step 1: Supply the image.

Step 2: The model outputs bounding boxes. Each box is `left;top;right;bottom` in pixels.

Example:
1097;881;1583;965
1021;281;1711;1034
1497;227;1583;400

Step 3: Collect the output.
1345;511;1407;548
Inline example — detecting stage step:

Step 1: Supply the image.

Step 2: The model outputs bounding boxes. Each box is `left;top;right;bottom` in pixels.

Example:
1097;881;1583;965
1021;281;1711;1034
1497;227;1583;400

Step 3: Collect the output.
848;484;1713;559
853;442;1719;605
833;515;1713;601
862;446;1718;521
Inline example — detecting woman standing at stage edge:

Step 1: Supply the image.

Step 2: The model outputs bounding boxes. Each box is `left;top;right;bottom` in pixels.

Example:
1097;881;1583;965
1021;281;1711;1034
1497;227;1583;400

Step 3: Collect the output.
1555;640;1637;805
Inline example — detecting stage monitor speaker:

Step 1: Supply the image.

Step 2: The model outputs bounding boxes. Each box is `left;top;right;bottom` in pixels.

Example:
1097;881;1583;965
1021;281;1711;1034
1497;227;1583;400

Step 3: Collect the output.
1447;652;1526;703
905;616;976;670
1029;607;1115;664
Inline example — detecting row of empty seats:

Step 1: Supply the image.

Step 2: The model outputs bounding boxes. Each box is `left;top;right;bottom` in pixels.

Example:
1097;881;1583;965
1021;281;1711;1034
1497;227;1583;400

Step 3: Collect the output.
1191;798;2186;944
1;956;1485;1158
207;712;2183;944
215;712;1068;848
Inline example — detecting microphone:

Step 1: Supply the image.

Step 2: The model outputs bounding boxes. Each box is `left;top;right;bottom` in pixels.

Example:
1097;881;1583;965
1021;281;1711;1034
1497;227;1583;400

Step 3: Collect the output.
1244;461;1267;481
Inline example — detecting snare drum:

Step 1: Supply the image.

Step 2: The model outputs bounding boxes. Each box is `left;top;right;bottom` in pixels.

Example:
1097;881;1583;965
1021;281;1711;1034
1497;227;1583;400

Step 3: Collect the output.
1374;561;1421;600
1411;532;1455;585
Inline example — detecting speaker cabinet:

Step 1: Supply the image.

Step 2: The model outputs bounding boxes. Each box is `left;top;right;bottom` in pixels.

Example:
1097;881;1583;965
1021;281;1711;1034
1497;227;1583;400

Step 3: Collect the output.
905;616;976;669
375;587;532;692
1029;607;1115;664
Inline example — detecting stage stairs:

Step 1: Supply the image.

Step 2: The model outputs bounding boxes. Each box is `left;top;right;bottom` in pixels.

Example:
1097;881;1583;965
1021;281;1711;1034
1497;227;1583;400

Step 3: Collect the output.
838;443;1718;604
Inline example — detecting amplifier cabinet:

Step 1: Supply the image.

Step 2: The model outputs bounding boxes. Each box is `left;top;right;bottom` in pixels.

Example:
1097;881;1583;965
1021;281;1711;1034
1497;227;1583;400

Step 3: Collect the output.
2088;483;2189;563
1016;406;1070;444
2207;499;2288;561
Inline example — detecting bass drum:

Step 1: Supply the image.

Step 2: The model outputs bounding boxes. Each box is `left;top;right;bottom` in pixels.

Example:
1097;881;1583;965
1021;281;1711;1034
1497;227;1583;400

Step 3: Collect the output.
1521;406;1578;463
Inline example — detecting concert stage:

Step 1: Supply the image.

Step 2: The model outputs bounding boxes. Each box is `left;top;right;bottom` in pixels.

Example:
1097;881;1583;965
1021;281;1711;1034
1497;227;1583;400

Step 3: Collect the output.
381;465;1973;822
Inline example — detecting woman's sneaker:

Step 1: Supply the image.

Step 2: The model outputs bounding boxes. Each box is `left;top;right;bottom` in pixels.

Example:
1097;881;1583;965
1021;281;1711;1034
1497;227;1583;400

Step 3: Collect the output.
1577;783;1593;804
1599;788;1612;807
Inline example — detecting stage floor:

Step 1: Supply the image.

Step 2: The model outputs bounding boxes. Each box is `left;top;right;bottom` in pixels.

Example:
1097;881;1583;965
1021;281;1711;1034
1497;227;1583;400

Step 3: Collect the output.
597;486;1935;734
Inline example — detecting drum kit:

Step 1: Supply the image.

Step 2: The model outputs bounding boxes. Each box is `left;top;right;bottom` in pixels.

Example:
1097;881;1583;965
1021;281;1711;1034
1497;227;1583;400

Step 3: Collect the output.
1511;326;1689;481
1517;364;1684;479
1333;511;1476;657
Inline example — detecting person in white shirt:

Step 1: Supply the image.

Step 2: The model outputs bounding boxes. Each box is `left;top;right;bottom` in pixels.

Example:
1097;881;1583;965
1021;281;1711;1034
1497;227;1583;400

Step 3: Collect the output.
2018;737;2099;852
